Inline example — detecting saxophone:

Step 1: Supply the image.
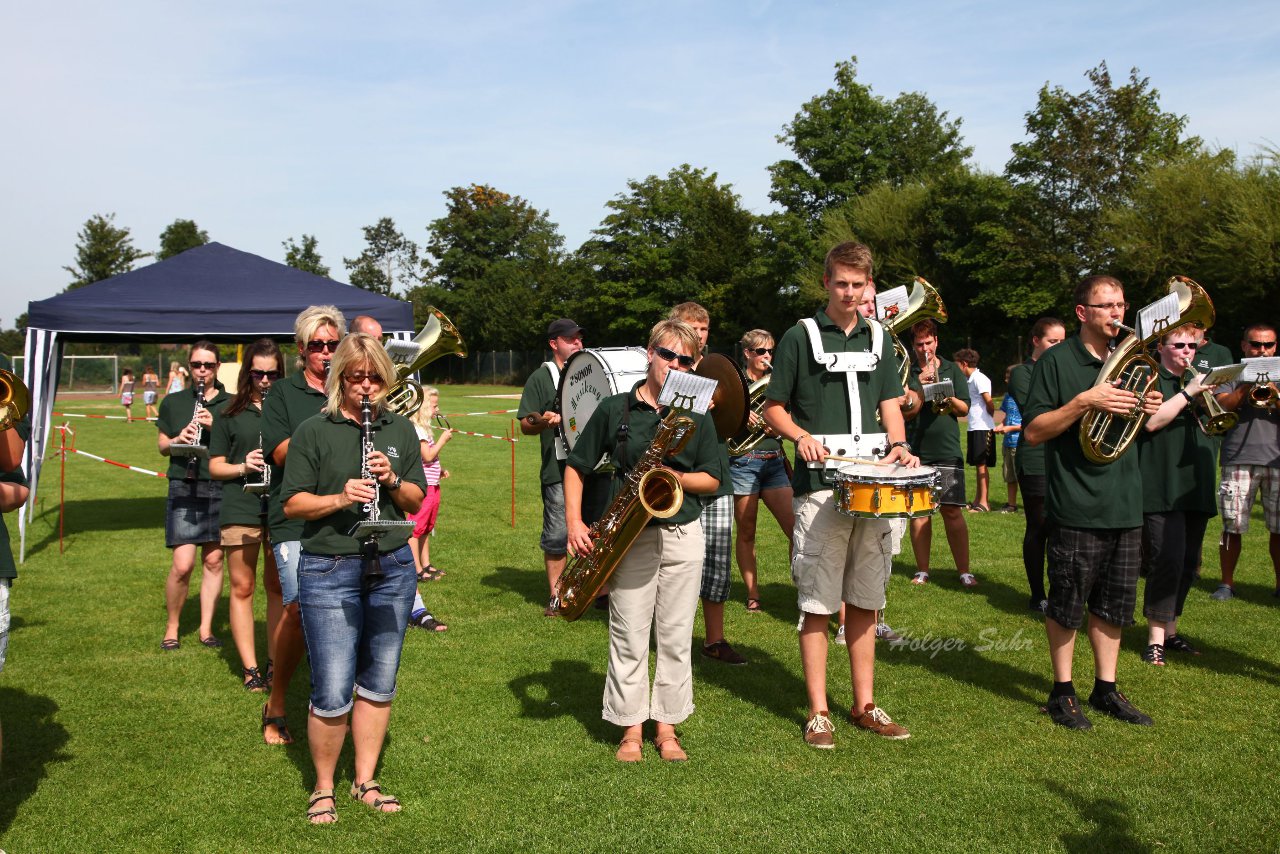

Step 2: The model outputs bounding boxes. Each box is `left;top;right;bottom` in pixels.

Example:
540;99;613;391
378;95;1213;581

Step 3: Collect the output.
556;409;697;621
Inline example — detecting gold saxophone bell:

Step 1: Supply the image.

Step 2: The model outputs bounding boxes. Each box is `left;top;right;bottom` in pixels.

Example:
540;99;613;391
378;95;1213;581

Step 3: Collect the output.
1080;276;1216;464
0;369;30;432
384;307;467;417
884;277;948;389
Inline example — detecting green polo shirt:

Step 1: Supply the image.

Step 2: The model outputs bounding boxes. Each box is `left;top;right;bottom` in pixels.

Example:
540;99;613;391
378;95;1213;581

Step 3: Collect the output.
516;363;565;486
1024;336;1142;529
209;403;272;527
767;310;904;497
279;410;427;556
156;382;230;481
0;354;29;581
262;371;328;543
905;356;968;466
1008;361;1044;477
1193;340;1234;373
1137;369;1217;515
566;385;724;527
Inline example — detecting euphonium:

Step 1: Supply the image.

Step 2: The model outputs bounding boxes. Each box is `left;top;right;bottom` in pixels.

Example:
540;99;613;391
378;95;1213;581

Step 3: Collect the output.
1183;369;1238;436
727;374;772;456
1080;276;1216;464
884;277;948;388
384;307;467;417
0;368;30;432
556;409;696;621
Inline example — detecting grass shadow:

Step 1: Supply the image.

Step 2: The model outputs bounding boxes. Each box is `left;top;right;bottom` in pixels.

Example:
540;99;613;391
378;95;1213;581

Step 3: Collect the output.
1046;779;1153;853
0;688;72;834
482;565;548;609
1123;631;1280;687
508;659;614;745
24;496;168;558
694;642;810;726
880;633;1046;707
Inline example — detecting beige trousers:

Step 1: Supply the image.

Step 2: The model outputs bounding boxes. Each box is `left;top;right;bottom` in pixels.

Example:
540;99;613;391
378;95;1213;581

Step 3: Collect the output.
602;521;705;726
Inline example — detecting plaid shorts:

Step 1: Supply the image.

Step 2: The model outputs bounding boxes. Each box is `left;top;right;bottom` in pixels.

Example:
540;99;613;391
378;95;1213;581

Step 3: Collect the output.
1046;524;1141;630
698;493;734;602
1219;465;1280;535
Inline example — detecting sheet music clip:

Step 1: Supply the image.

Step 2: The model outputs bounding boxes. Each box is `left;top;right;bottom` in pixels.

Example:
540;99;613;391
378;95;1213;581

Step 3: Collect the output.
875;286;909;323
169;443;208;459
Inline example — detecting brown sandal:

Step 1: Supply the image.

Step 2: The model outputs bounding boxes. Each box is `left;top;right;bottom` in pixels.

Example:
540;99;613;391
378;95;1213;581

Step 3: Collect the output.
654;735;687;762
615;737;644;762
351;779;401;813
306;788;336;824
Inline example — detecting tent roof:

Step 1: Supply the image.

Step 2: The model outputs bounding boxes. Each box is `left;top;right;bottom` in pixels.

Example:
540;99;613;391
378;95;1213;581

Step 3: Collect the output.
26;242;414;341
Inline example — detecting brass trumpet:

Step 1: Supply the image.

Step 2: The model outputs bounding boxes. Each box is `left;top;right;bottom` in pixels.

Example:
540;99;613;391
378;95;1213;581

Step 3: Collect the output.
1248;382;1278;410
0;368;30;432
1183;369;1238;436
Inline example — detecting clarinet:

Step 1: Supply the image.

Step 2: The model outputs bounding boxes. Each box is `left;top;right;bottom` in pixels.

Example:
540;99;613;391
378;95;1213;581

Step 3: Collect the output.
357;395;386;583
183;380;206;483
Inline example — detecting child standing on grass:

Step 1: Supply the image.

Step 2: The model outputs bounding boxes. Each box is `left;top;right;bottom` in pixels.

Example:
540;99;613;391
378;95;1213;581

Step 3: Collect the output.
407;388;452;632
119;369;136;422
994;365;1022;513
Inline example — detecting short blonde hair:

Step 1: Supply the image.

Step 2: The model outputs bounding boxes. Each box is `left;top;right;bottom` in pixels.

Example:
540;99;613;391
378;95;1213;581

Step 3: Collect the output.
293;304;348;370
322;333;396;418
648;319;701;357
668;302;709;325
740;329;774;356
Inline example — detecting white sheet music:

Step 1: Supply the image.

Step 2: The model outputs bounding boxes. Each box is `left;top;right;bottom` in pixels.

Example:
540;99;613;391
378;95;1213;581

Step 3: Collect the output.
1240;357;1280;383
876;286;909;323
384;339;421;368
1201;363;1245;386
1137;293;1180;341
658;371;717;414
922;379;954;400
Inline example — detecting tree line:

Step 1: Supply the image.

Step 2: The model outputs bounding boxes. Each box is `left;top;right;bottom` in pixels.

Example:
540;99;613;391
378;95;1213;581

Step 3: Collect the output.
38;58;1280;378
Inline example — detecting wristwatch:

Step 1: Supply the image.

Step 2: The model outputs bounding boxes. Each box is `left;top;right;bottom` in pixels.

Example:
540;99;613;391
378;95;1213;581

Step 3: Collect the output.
887;440;912;453
387;474;403;491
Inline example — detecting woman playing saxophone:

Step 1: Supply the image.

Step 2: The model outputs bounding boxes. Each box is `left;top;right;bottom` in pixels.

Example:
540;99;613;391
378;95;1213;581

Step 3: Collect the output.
563;320;725;763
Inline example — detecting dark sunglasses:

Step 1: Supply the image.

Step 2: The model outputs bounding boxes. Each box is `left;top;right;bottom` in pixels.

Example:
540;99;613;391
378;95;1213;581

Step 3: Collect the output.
653;345;695;368
343;373;385;385
189;361;217;370
250;369;282;380
1247;340;1277;348
306;340;340;353
1166;342;1198;350
748;347;775;356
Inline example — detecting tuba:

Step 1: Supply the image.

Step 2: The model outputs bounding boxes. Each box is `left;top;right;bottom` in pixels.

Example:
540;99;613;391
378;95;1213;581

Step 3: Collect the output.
384;307;467;417
883;277;948;388
727;374;773;456
1080;276;1216;464
0;369;30;432
556;408;696;621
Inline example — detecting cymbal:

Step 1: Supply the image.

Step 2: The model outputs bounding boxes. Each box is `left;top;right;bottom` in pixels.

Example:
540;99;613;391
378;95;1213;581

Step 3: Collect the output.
694;353;749;440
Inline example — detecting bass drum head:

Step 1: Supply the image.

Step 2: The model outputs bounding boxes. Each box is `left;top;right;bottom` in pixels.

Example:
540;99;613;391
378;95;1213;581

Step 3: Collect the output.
557;347;649;454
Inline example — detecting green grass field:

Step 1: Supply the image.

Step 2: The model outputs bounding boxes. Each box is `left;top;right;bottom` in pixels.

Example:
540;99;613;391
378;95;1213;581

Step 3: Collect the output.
2;387;1277;852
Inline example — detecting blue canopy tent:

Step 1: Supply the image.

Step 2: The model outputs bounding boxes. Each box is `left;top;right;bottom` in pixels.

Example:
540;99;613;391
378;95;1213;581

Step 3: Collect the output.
20;242;415;560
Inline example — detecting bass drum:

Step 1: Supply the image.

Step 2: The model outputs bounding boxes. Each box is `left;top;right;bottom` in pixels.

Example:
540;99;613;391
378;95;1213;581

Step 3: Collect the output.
557;347;649;469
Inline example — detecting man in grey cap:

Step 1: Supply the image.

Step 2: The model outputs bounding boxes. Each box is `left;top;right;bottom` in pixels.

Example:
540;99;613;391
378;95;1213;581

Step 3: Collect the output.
518;318;585;615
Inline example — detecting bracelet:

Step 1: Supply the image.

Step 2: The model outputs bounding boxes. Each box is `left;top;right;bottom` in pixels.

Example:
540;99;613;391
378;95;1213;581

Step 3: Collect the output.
888;440;912;453
1179;389;1194;404
239;463;246;478
794;432;810;444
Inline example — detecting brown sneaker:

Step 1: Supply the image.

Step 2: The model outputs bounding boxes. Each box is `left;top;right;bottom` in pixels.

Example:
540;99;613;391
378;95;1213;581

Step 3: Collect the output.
850;703;910;739
701;640;748;666
804;712;835;749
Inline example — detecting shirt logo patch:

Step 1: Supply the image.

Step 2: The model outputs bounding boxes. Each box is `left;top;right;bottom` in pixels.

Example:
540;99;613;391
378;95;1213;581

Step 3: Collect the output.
386;446;400;458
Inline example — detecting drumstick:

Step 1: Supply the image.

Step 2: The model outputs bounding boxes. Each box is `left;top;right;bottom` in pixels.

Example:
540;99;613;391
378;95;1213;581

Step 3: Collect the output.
824;455;895;466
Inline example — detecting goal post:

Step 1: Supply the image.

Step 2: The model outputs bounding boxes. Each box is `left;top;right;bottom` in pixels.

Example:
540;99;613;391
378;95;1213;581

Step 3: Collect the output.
59;355;119;394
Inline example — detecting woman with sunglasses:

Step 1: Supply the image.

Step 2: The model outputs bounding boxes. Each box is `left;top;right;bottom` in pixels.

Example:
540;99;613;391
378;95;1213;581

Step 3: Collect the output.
209;339;284;693
260;305;347;745
730;330;794;613
564;320;725;763
156;342;230;651
281;333;425;822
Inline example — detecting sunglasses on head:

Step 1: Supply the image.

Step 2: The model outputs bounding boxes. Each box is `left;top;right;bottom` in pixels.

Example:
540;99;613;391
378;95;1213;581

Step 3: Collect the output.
1166;342;1198;350
306;340;340;354
1247;340;1277;348
249;369;281;380
653;345;695;368
189;361;217;370
748;347;774;356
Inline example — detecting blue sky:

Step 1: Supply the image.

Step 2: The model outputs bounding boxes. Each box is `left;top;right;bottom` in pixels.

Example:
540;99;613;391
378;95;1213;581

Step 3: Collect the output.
3;0;1276;327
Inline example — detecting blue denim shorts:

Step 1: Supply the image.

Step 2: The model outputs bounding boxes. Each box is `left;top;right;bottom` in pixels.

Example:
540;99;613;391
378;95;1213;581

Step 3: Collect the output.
298;544;418;716
272;540;301;606
729;452;790;496
164;479;222;547
540;482;567;555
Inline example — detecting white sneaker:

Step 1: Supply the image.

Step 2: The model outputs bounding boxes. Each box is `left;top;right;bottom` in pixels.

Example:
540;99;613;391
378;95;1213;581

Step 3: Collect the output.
1210;585;1234;601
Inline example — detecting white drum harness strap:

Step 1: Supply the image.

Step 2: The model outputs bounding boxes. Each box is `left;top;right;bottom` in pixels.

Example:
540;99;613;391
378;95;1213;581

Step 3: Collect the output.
798;317;888;477
545;361;568;460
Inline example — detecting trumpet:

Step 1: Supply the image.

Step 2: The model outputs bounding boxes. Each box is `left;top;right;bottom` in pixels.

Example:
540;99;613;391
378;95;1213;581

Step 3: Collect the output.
1248;382;1278;410
0;368;30;432
1183;370;1238;436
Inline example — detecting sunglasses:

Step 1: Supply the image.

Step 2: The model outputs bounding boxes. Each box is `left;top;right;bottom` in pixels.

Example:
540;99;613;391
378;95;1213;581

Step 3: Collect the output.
189;361;217;370
249;369;282;380
1247;340;1277;348
1166;342;1198;350
748;347;774;356
653;345;696;368
306;340;340;354
343;373;385;385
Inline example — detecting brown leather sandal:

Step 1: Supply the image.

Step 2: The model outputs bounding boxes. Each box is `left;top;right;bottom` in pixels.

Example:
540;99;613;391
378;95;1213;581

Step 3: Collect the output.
654;735;687;762
351;779;401;813
615;737;644;762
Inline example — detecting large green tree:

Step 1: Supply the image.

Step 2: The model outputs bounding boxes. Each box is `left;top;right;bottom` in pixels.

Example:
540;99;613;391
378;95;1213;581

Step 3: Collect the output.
156;218;209;261
417;184;570;352
282;234;331;277
575;165;768;348
63;213;150;290
343;217;420;295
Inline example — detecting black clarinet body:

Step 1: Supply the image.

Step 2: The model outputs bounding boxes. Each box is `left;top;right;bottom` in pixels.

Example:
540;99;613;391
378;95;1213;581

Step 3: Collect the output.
358;395;386;583
183;379;206;483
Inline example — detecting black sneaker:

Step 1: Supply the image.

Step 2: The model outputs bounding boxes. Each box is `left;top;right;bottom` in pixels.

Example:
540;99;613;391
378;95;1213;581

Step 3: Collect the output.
701;640;748;666
1165;635;1201;655
1043;695;1093;730
1088;690;1153;726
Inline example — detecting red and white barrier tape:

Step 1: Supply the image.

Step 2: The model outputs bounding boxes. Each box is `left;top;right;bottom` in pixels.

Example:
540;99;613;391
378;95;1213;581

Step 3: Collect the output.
62;447;166;478
52;412;156;422
449;429;516;442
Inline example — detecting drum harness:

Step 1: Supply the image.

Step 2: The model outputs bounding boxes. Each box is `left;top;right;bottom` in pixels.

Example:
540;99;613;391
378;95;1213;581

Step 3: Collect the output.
544;360;569;461
799;317;888;484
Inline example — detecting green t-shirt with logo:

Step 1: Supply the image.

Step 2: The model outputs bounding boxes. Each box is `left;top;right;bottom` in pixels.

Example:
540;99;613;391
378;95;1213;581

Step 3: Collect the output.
209;403;272;527
906;356;968;467
156;383;230;480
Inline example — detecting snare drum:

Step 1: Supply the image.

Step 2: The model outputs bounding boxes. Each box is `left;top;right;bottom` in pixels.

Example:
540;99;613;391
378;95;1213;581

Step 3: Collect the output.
557;348;648;467
832;462;939;519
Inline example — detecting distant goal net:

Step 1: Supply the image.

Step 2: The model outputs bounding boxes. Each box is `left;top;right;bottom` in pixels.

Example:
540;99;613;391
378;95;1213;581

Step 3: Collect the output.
59;355;119;394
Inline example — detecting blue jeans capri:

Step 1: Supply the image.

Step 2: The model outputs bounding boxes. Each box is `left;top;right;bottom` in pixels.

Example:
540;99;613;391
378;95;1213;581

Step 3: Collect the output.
272;540;301;606
730;452;790;496
298;544;418;717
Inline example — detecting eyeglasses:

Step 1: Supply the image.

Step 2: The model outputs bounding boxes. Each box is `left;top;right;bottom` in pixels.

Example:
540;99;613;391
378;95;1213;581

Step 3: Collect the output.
1166;342;1198;350
1084;302;1130;311
306;340;340;353
249;369;282;380
189;361;217;370
653;345;695;368
748;347;774;356
343;373;384;385
1247;340;1277;349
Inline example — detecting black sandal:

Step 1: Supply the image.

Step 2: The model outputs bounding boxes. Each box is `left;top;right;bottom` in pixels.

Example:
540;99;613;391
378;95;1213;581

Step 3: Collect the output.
243;666;267;692
262;704;294;745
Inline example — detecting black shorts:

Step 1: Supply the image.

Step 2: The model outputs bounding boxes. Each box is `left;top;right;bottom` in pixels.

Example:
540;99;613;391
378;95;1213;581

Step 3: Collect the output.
165;479;222;548
966;430;996;467
1046;524;1141;630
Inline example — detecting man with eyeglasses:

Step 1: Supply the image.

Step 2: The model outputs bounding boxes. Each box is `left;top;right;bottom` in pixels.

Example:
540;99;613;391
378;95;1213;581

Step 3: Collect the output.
259;305;347;745
157;340;230;652
1024;276;1163;730
1210;322;1280;601
518;318;586;616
